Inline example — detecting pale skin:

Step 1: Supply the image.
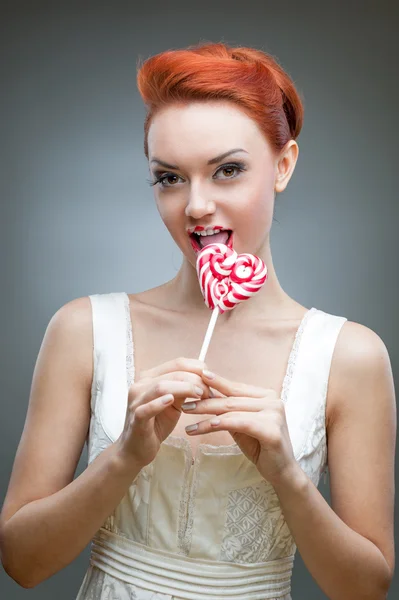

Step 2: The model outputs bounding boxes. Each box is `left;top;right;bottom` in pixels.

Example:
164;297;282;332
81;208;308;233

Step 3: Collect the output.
0;100;395;598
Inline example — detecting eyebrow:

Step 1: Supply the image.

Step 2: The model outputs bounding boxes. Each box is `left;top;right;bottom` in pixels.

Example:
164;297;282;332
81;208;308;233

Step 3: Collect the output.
150;148;248;170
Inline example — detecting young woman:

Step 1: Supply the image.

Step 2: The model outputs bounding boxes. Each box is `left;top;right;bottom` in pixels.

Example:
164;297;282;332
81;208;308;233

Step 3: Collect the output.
0;42;395;600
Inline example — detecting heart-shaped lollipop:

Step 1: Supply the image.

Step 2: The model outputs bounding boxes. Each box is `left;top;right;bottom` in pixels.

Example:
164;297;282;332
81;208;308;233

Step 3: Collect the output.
196;243;268;314
196;243;268;360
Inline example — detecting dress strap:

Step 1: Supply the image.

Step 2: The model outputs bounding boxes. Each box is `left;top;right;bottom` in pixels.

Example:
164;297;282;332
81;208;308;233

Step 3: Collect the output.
285;309;347;461
88;292;129;441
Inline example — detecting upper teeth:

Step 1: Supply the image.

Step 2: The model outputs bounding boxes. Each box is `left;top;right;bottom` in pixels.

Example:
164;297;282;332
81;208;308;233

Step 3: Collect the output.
195;229;226;236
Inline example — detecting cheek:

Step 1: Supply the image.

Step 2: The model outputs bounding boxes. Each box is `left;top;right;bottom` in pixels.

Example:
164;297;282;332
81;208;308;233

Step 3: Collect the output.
155;196;175;227
155;196;186;246
237;185;275;233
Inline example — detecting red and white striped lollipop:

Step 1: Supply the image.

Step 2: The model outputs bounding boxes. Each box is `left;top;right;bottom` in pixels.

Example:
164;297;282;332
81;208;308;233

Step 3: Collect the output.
196;243;268;314
196;242;268;360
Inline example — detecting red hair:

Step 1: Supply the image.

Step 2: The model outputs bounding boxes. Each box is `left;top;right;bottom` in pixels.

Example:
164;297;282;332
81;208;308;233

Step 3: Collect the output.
136;41;304;159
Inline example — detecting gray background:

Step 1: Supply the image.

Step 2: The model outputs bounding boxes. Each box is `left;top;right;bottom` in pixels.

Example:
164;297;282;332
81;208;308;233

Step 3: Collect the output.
1;0;397;598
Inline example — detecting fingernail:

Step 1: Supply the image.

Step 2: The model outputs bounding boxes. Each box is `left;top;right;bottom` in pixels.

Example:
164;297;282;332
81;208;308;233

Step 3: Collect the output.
182;402;196;411
195;385;204;396
162;394;174;404
185;423;198;432
203;369;214;379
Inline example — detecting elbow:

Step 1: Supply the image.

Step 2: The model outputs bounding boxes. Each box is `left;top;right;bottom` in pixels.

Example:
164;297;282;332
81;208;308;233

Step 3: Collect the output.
1;554;35;589
3;568;36;589
379;571;394;600
0;524;38;589
1;555;37;589
366;563;394;600
1;556;41;589
378;556;394;600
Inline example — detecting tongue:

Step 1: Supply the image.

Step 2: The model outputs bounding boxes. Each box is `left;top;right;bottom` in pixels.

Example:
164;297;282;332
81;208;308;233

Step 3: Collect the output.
199;231;230;248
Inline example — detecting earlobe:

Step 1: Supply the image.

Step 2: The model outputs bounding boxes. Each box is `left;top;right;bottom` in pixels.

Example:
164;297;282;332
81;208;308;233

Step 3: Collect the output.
274;172;287;193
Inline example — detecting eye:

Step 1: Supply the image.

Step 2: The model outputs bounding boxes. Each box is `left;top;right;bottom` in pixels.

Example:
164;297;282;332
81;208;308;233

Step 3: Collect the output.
148;173;183;188
147;161;246;188
213;162;246;180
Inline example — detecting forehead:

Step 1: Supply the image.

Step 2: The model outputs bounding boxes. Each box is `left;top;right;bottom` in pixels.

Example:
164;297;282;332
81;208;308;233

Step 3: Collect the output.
147;101;268;161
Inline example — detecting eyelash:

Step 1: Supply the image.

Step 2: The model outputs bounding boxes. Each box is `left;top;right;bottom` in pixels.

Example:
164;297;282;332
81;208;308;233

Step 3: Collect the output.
147;162;247;188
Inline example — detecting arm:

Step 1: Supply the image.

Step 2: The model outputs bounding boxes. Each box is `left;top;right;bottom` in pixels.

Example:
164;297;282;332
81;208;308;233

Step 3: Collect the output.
0;298;141;589
272;321;396;600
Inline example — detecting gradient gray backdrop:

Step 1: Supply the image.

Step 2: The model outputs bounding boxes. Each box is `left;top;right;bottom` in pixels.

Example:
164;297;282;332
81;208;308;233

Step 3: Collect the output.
1;1;397;598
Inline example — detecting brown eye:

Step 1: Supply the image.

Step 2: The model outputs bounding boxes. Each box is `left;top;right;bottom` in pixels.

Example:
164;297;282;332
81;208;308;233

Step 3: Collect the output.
213;162;246;181
153;173;184;187
163;175;179;185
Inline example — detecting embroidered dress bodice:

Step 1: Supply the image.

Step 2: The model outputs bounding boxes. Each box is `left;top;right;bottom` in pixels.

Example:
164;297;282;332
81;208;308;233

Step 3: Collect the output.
76;292;347;600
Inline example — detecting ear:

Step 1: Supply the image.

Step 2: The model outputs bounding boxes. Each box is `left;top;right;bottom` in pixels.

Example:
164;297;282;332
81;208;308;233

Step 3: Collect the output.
274;140;299;193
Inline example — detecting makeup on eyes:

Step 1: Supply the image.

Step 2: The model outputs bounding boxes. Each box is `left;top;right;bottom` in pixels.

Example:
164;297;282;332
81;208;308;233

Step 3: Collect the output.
148;161;247;188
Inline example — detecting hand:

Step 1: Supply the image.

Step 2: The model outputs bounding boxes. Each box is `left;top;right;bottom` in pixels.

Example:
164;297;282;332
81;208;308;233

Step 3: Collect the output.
115;357;213;469
182;369;299;487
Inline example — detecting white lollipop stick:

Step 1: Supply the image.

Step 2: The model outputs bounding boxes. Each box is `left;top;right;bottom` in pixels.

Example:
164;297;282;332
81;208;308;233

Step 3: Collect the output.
195;242;267;362
198;306;220;361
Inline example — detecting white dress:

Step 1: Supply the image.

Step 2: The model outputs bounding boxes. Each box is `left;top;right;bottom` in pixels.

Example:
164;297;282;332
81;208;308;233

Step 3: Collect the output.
75;292;347;600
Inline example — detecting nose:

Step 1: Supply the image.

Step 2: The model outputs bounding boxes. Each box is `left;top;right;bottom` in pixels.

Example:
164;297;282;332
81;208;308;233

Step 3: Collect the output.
185;187;216;219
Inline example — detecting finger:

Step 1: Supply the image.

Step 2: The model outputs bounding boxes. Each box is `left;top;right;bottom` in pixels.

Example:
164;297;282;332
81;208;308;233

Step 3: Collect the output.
140;380;206;405
201;370;276;399
208;386;225;399
137;369;213;399
155;372;213;398
182;397;265;414
134;394;175;427
138;357;208;380
185;412;261;438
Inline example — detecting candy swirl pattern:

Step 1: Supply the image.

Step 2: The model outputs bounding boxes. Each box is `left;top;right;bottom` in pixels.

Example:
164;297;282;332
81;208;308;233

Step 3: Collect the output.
196;243;268;313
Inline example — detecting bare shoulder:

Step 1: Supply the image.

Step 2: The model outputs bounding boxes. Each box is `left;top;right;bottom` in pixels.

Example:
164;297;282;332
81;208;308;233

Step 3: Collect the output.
53;294;93;339
326;319;396;580
327;319;395;426
48;294;93;336
45;295;94;391
0;295;94;527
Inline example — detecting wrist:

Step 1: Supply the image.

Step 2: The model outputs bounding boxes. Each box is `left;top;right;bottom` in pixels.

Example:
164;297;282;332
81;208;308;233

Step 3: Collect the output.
110;441;145;480
270;461;308;494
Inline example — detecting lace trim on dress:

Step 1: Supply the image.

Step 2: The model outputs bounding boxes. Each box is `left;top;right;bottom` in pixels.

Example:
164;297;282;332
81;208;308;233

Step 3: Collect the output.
198;442;243;455
176;453;198;555
180;462;200;556
163;434;242;456
296;378;329;485
280;307;317;404
124;293;135;389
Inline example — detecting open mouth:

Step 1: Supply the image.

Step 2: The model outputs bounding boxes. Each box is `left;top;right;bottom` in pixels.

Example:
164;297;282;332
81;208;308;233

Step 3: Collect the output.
189;229;233;253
